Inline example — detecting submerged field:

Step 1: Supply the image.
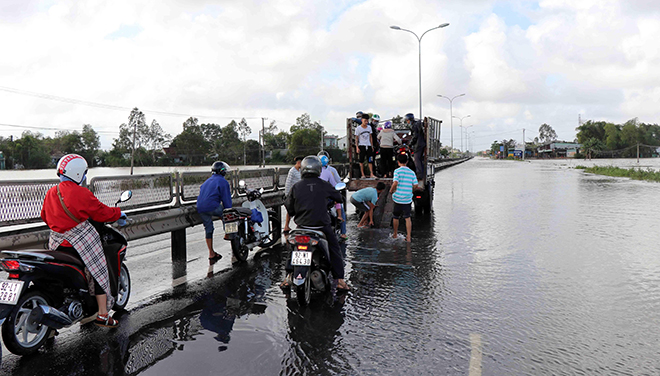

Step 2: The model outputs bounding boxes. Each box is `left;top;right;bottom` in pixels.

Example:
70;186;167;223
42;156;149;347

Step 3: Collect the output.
576;165;660;182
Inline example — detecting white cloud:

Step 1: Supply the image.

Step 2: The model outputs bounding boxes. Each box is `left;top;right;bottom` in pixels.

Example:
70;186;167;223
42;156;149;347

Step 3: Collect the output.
0;0;658;153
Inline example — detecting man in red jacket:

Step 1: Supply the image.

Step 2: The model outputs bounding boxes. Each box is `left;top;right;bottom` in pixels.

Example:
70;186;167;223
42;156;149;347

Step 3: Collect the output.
40;154;125;328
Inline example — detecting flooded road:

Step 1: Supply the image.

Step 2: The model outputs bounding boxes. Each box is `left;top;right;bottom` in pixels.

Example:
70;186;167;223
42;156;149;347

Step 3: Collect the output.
3;158;660;375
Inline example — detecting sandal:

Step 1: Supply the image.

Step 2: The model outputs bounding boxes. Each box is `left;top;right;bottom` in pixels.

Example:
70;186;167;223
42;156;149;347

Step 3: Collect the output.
336;280;351;291
209;253;222;262
95;313;119;328
280;274;292;290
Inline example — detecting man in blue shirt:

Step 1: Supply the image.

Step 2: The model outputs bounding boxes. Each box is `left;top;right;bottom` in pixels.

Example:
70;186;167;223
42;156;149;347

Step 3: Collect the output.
390;153;419;242
197;161;233;262
350;182;385;228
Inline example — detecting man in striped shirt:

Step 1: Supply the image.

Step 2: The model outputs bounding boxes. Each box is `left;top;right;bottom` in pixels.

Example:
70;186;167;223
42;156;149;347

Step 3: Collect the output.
389;153;419;242
283;156;303;233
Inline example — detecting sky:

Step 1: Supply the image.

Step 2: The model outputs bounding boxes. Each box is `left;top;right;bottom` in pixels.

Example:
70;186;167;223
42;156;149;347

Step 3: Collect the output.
0;0;659;152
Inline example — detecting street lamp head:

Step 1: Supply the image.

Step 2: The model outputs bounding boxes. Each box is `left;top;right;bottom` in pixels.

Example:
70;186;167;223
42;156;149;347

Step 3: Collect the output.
459;93;466;97
390;26;401;30
466;115;471;118
439;23;450;28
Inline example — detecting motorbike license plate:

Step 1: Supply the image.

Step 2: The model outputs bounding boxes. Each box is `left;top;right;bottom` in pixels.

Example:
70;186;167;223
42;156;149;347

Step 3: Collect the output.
0;280;24;305
291;251;312;266
225;221;239;234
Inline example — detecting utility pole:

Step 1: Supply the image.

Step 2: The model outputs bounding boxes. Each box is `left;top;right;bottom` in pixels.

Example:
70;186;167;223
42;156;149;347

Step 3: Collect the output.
522;128;526;161
637;143;640;163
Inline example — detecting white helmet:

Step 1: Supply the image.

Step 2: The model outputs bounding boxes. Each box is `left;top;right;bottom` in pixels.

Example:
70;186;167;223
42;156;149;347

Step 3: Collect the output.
57;154;88;184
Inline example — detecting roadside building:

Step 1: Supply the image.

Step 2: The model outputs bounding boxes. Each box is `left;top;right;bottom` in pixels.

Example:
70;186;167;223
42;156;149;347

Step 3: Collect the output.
338;135;348;150
324;135;338;148
537;142;582;158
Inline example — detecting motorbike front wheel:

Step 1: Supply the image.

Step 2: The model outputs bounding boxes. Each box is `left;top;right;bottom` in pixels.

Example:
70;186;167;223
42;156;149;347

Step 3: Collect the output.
113;263;131;311
2;290;53;356
231;235;249;262
296;276;311;306
259;213;281;249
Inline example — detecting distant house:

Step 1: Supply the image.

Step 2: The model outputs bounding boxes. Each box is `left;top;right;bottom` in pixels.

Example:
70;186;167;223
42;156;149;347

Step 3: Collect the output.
537;142;581;158
337;135;348;150
324;135;338;148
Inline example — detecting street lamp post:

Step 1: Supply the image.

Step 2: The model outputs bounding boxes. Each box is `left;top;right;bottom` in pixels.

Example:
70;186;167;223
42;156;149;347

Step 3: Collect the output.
463;125;474;154
438;94;465;153
391;23;449;120
453;115;470;151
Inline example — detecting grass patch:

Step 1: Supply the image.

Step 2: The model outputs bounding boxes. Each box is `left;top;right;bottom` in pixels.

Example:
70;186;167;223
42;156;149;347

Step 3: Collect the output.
577;165;660;182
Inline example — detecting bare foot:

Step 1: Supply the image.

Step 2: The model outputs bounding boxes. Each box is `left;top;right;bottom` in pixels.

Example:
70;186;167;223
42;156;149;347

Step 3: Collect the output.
406;236;411;242
357;224;365;228
391;234;398;239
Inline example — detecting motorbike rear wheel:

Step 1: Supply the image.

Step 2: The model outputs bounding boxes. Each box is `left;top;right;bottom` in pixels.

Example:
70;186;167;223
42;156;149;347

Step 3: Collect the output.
231;235;249;262
2;290;53;356
296;276;311;306
113;263;131;311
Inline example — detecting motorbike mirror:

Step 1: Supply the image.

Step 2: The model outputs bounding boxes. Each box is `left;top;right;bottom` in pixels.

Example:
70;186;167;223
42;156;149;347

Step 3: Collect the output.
115;190;132;206
259;187;264;194
334;182;346;191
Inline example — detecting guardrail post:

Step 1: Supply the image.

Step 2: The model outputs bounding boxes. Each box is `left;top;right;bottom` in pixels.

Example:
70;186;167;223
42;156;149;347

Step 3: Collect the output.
171;229;187;279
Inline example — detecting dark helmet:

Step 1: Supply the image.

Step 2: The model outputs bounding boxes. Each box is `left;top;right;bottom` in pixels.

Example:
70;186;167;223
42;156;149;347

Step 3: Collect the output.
404;113;415;123
300;156;322;178
211;161;230;176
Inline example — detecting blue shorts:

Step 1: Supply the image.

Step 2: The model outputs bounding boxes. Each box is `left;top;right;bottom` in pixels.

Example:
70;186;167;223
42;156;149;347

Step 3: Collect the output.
198;205;224;239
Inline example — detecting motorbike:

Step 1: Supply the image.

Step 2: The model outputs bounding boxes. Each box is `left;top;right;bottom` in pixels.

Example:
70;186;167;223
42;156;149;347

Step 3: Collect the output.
396;143;417;173
288;182;346;306
0;190;133;356
222;180;281;262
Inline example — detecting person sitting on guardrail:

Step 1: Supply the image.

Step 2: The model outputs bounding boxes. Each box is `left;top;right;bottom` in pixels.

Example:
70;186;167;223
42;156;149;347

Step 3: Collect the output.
41;154;126;328
283;156;304;234
197;161;233;263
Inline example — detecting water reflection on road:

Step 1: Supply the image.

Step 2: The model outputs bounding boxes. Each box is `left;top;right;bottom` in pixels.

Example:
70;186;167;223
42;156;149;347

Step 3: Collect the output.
3;158;660;375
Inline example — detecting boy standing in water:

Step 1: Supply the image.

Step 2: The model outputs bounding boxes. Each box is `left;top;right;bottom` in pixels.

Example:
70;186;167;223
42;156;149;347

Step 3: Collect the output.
390;153;418;242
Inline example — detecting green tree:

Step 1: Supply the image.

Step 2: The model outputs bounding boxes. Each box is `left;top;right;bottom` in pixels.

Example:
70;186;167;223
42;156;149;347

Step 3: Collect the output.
170;118;210;165
582;137;605;160
237;118;251;165
80;124;100;166
538;123;557;144
13;131;50;169
603;123;621;151
575;120;606;144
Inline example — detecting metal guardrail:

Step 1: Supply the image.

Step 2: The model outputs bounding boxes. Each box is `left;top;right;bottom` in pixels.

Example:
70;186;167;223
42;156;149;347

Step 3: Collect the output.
276;168;289;189
239;168;276;191
89;173;175;210
179;170;237;203
0;178;60;226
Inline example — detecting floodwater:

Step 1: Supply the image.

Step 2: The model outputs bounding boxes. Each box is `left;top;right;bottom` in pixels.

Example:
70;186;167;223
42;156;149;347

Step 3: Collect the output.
2;158;660;375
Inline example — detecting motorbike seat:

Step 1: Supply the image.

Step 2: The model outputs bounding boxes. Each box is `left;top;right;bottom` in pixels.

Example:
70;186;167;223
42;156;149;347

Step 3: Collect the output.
234;207;253;216
2;249;85;268
293;227;326;240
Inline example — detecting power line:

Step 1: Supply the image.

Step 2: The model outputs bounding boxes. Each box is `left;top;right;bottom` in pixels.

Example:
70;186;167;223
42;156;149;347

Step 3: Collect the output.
0;122;118;134
0;85;262;121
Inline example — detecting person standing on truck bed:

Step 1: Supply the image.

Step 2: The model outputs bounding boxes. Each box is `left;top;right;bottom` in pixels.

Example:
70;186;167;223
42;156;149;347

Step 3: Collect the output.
405;113;426;181
355;114;377;179
377;121;401;178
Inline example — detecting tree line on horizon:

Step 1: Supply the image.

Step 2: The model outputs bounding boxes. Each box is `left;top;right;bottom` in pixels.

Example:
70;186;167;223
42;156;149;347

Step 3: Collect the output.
0;109;348;170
